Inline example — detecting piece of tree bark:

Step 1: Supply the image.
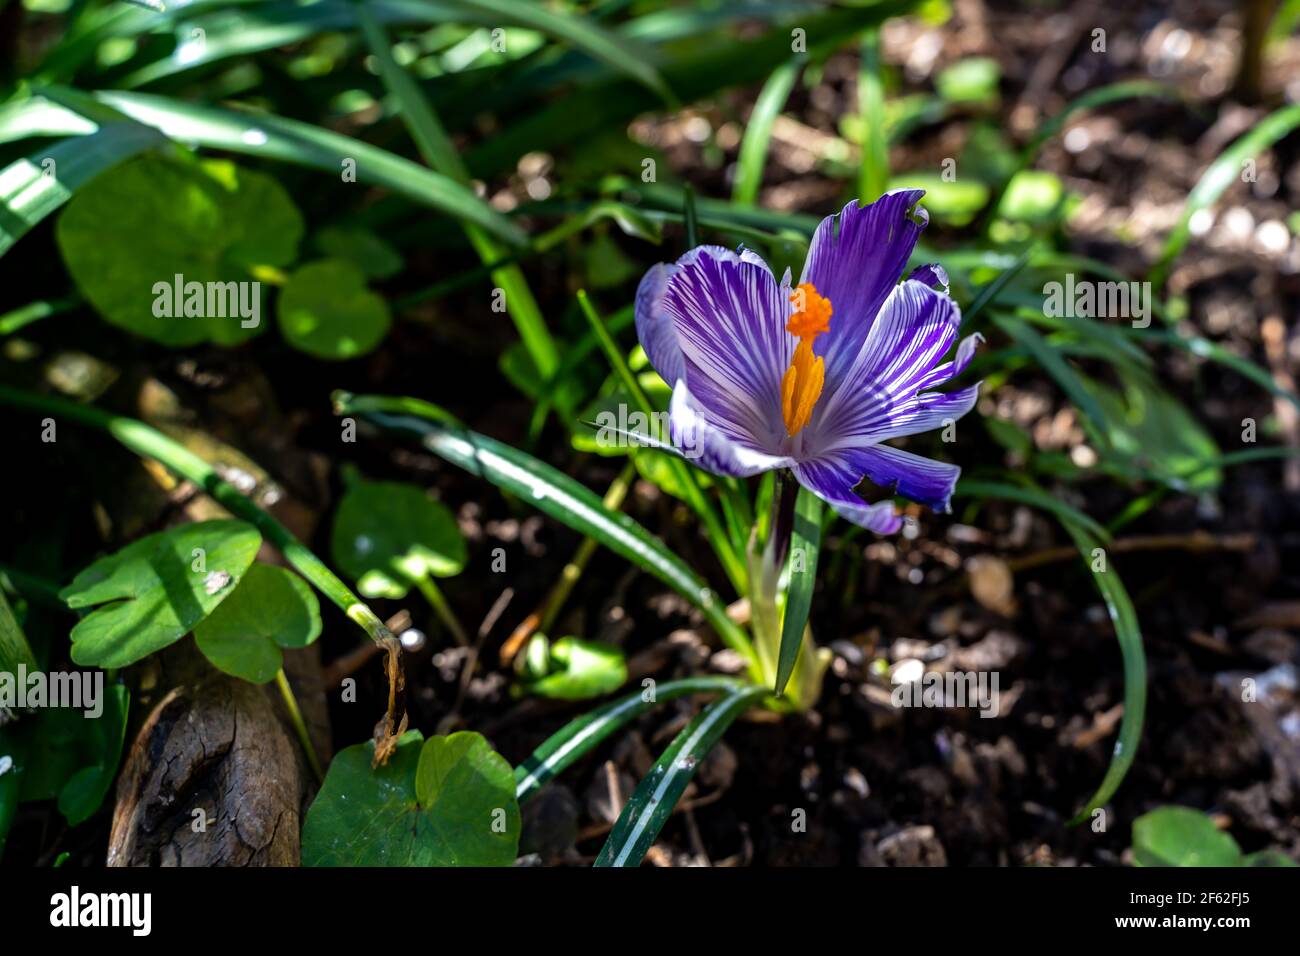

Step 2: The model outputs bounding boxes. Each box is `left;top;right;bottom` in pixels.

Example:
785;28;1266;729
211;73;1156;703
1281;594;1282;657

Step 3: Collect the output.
108;672;301;867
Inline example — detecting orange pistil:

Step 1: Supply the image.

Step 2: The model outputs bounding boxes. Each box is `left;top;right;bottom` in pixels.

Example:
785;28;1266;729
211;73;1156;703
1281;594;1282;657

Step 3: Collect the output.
781;283;831;436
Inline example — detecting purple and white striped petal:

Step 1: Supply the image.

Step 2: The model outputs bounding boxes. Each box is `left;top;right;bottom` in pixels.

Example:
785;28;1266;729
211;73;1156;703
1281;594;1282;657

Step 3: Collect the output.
908;262;949;292
663;245;793;456
810;280;962;449
911;331;982;394
839;383;981;446
850;443;962;513
792;456;903;534
634;262;686;387
800;190;929;393
669;381;793;478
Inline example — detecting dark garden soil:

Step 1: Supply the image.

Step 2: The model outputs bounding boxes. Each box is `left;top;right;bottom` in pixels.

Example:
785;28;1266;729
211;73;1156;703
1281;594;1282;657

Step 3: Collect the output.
5;0;1299;866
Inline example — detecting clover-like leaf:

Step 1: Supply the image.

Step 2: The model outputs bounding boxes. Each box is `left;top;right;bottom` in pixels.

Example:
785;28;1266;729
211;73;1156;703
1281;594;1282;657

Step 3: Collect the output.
59;520;263;668
55;155;302;346
518;635;628;701
330;477;466;599
302;730;520;867
193;564;322;684
277;259;391;360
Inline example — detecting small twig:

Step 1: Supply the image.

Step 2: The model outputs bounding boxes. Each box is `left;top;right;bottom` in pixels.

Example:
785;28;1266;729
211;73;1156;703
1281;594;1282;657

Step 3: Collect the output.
1006;531;1255;573
437;588;514;735
575;786;727;844
499;462;636;665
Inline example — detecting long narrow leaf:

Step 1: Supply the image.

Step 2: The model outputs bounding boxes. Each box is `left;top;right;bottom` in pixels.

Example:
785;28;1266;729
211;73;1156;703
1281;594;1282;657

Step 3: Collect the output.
335;393;757;666
440;0;674;103
775;486;821;695
515;676;746;803
1131;327;1300;416
1060;521;1147;824
32;87;527;247
857;29;888;201
954;480;1111;543
1152;103;1300;288
355;7;561;380
465;1;913;176
594;684;768;866
732;58;800;205
992;313;1108;432
0;121;164;258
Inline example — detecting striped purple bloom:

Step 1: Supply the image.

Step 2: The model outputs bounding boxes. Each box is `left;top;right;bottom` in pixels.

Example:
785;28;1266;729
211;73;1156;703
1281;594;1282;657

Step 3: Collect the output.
634;190;980;534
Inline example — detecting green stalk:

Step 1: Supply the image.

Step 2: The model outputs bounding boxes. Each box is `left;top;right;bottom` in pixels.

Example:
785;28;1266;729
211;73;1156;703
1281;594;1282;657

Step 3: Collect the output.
0;385;396;651
274;668;324;783
732;58;800;206
575;290;748;596
539;461;636;634
355;7;562;386
857;29;888;201
414;576;470;646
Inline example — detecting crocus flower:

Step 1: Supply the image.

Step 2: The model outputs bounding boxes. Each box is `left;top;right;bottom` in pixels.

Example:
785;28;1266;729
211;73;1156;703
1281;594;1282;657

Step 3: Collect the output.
634;189;980;534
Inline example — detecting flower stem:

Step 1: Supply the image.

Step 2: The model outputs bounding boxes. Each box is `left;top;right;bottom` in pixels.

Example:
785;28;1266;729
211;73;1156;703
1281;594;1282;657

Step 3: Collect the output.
575;290;748;597
765;469;800;572
274;668;323;783
414;575;470;646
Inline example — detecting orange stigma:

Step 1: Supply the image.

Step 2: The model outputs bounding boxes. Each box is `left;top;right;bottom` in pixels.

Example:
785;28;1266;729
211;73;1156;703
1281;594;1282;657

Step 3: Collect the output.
781;283;831;436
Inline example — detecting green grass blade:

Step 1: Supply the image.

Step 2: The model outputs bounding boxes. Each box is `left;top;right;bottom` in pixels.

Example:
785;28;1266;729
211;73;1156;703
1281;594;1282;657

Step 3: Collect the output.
335;393;758;667
732;58;800;205
982;82;1176;224
1152;103;1300;288
353;7;560;380
992;313;1108;432
953;480;1111;543
960;247;1033;328
857;28;888;201
1130;327;1300;416
1023;81;1177;161
0;120;164;258
36;87;527;247
1060;520;1146;825
443;0;674;103
1268;0;1300;42
775;486;821;696
594;684;768;866
465;1;913;176
514;676;746;803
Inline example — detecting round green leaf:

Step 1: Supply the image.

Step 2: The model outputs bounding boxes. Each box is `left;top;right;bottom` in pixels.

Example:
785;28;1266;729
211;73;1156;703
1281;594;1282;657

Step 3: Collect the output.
193;564;322;684
59;520;263;668
277;259;391;359
936;56;1001;106
330;478;466;599
996;170;1065;223
302;731;520;867
55;155;302;346
519;636;628;701
1132;806;1244;867
315;226;403;279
